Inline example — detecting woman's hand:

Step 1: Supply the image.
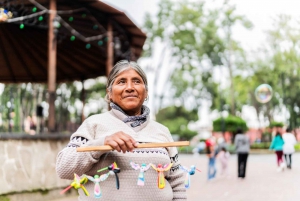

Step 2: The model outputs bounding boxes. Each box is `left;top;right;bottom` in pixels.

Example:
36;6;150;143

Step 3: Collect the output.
104;132;139;153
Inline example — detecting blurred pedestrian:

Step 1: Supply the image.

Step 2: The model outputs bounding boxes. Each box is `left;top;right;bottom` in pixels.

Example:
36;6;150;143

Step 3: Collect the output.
206;137;217;181
216;136;228;154
269;128;285;172
24;115;37;135
282;127;297;169
217;147;230;177
234;128;250;179
192;141;206;157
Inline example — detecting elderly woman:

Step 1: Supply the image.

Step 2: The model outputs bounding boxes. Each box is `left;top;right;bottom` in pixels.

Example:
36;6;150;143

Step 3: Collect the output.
56;60;186;201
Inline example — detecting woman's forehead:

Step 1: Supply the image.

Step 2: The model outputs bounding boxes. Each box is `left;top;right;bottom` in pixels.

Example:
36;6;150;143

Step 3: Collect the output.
115;68;142;79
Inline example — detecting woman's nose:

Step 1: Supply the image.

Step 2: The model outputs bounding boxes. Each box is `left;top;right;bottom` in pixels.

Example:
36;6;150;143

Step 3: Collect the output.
125;81;134;91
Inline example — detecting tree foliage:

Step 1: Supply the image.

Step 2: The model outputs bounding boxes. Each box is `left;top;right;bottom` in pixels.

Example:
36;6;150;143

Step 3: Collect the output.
213;115;248;133
156;106;198;140
269;121;284;128
0;83;46;132
143;0;252;116
0;78;108;133
147;4;300;128
267;15;300;128
232;15;300;127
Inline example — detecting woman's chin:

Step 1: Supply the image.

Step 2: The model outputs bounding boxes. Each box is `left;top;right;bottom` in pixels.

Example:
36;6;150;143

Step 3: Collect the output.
122;104;142;114
122;101;141;108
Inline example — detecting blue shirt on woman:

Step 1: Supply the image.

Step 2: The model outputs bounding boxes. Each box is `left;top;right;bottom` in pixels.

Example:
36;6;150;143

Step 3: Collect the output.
269;135;284;151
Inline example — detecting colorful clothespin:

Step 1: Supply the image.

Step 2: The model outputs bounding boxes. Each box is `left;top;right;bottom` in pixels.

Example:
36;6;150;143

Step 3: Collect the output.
86;173;110;198
180;165;201;189
60;173;89;196
97;162;121;189
130;162;151;186
151;163;173;189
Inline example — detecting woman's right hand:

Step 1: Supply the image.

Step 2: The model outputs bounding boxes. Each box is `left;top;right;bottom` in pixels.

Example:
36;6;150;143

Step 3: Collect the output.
104;132;139;153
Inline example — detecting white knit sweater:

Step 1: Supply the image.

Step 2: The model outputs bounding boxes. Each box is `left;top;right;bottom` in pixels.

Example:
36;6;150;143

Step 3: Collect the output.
56;109;187;201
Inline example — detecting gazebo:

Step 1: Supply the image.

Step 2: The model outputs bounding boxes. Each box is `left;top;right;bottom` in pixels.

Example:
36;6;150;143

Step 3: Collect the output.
0;0;146;132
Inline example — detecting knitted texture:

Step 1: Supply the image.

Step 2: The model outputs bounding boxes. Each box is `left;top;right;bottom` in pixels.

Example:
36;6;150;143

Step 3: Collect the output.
56;109;187;201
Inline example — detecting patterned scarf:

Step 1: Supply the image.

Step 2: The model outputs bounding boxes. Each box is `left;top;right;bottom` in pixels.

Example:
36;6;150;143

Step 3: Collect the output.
110;102;150;127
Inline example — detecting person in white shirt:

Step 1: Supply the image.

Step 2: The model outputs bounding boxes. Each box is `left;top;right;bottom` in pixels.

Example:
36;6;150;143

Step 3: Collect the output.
282;127;297;169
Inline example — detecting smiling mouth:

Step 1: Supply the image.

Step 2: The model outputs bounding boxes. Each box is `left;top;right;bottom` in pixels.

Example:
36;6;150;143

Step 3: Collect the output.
123;95;137;98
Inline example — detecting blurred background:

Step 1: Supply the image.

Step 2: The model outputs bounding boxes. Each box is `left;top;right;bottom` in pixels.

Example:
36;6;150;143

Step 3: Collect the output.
1;0;300;200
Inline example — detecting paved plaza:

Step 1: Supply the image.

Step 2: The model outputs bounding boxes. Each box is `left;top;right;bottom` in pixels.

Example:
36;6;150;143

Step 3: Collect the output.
181;153;300;201
52;153;300;201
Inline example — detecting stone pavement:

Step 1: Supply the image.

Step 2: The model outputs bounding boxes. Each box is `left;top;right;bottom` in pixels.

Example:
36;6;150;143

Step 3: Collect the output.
52;153;300;201
182;153;300;201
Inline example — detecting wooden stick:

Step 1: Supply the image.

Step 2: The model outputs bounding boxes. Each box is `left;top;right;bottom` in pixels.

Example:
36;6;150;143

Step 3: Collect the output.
76;141;190;152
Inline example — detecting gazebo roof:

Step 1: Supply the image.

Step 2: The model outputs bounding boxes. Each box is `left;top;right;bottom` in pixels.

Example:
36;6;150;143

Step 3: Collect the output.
0;0;147;83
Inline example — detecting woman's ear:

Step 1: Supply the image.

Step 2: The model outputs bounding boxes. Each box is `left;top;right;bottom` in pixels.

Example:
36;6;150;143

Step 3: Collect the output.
145;92;149;101
107;90;112;100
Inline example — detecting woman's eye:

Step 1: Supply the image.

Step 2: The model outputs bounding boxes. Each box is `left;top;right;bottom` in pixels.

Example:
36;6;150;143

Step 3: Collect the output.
134;80;141;84
118;80;125;84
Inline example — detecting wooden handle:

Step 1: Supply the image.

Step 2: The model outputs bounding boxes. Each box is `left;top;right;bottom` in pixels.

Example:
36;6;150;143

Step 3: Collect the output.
76;141;190;152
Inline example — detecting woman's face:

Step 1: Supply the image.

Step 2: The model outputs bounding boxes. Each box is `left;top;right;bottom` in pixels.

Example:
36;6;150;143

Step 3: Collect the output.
109;68;147;115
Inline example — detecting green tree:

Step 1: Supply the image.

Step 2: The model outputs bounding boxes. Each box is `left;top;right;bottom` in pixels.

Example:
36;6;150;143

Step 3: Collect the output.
0;83;46;132
156;106;198;140
84;79;107;117
233;15;300;127
55;79;107;132
213;115;248;133
232;60;280;125
267;15;300;128
143;0;252;116
0;79;107;133
269;121;284;128
143;0;222;112
216;1;253;114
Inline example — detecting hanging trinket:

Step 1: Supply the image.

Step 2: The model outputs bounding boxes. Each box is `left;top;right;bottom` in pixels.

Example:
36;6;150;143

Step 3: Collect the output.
86;173;110;198
97;162;121;189
180;165;201;189
130;162;151;186
151;163;173;189
60;173;89;196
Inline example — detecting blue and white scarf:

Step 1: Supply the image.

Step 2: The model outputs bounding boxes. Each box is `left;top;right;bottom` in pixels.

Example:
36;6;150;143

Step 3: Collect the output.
110;102;150;127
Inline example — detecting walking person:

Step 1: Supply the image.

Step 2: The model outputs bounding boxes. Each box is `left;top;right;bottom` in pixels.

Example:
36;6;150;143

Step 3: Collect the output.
234;128;250;179
282;127;297;169
269;129;285;172
206;137;217;181
217;147;230;177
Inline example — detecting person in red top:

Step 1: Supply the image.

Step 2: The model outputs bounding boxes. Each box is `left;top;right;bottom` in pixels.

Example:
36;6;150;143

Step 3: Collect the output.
206;136;217;180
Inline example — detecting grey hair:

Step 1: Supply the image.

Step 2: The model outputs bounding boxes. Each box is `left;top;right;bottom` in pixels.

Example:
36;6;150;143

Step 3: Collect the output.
105;60;148;103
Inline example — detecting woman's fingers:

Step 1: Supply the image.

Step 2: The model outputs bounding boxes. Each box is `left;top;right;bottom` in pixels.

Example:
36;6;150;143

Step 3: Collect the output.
104;132;138;153
114;138;128;153
108;140;121;152
119;135;137;152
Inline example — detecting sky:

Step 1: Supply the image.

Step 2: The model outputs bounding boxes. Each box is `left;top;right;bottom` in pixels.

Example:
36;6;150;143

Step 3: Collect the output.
103;0;300;129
